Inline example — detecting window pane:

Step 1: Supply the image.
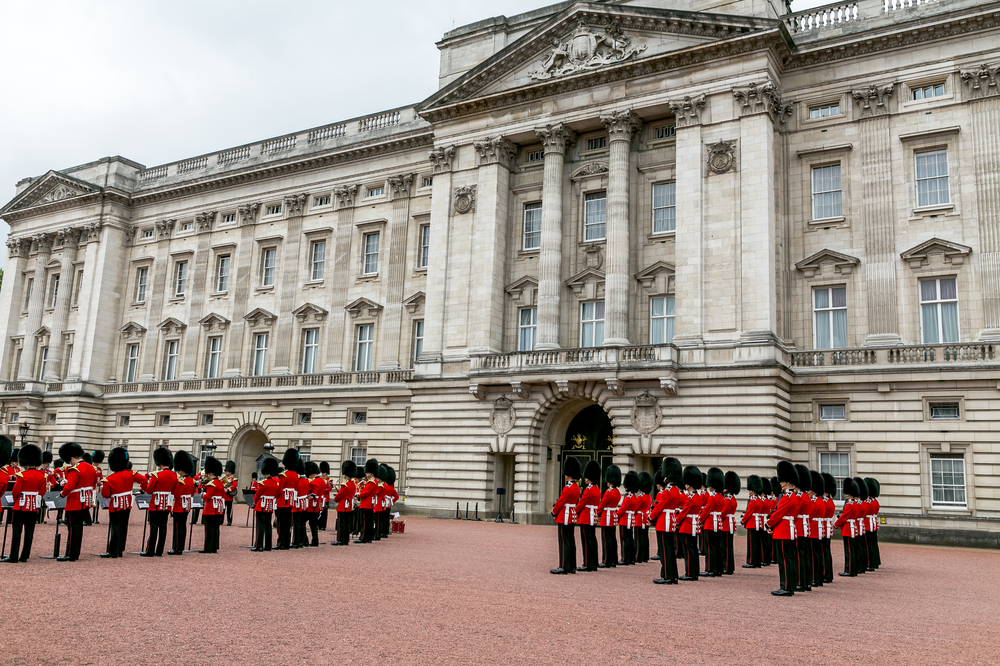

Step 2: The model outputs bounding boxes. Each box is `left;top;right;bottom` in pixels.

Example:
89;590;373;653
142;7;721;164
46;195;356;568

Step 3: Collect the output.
940;302;959;342
831;287;847;308
815;310;831;349
523;203;542;250
595;301;605;319
921;304;940;344
650;318;664;345
652;182;676;233
832;309;848;348
584;192;606;241
814;288;829;310
594;321;604;347
938;278;957;300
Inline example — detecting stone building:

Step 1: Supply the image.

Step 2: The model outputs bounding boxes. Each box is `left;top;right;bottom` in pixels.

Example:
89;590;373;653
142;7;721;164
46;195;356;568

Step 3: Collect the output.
2;0;1000;541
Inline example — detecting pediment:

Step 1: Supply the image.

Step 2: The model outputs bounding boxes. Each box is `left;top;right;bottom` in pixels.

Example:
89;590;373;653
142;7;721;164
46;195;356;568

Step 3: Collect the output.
1;170;100;215
900;238;971;269
199;312;231;330
244;308;277;327
119;321;147;339
795;249;860;278
505;276;538;306
634;261;675;291
345;297;383;318
292;302;329;322
403;291;425;314
33;326;51;340
157;317;187;334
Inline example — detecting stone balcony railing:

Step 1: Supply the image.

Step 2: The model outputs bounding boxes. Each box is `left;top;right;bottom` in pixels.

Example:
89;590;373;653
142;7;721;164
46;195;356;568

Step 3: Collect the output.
88;371;411;396
788;342;997;369
783;0;973;43
469;344;679;375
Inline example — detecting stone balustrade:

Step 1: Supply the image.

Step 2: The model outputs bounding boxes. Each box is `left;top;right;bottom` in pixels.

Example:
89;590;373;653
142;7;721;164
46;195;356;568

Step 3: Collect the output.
784;0;953;41
789;342;996;368
470;344;679;374
99;370;413;395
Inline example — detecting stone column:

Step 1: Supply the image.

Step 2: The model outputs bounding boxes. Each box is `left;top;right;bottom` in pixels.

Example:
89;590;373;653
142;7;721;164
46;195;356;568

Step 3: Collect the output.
322;186;359;372
379;174;415;369
534;124;575;350
68;222;114;383
139;219;175;381
224;205;259;376
0;238;30;380
417;146;456;371
271;194;307;375
180;211;216;378
18;234;53;381
43;228;81;381
600;109;641;347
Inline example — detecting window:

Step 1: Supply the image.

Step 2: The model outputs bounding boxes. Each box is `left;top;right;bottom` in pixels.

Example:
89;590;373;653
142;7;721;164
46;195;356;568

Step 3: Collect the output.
586;137;607;151
23;278;33;311
920;278;959;344
526;149;544;163
413;320;424;364
355;325;374;371
206;337;223;379
819;452;850;501
584;192;607;241
260;248;277;287
266;204;282;216
812;164;842;219
819;404;847;421
301;329;319;374
216;255;231;292
46;413;56;424
135;267;148;303
915;149;949;207
350;446;367;466
912;83;945;101
73;270;84;306
652;183;676;233
159;414;171;426
518;308;537;352
252;333;269;376
125;344;139;383
930;456;966;506
38;347;48;381
809;103;840;119
298;412;312;425
222;213;237;224
580;301;605;348
141;229;154;239
654;124;676;139
119;414;130;427
422;176;433;188
202;413;214;426
314;195;331;207
8;412;18;423
367;185;384;197
164;340;179;380
523;202;542;250
49;275;60;308
650;296;675;344
813;287;847;349
929;402;960;420
352;412;367;425
181;222;193;231
362;233;380;275
310;241;326;281
418;224;431;268
174;261;188;297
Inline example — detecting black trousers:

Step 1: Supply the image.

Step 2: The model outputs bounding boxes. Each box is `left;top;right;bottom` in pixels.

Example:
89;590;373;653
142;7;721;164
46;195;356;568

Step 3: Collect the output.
601;526;617;567
65;509;88;560
556;523;576;572
856;533;869;573
360;508;376;543
842;535;857;575
776;539;798;592
254;511;272;550
373;510;383;541
747;529;762;567
764;531;775;563
318;507;329;530
107;510;130;557
172;511;189;553
676;531;685;560
145;511;169;556
335;511;351;545
381;509;392;538
635;527;650;563
724;532;735;574
619;525;635;565
810;538;824;586
306;511;320;546
796;536;812;589
276;507;293;548
8;510;37;561
866;530;881;569
704;530;722;576
823;537;834;582
203;515;222;552
579;525;598;570
682;534;699;579
656;531;678;582
92;503;100;524
225;501;234;526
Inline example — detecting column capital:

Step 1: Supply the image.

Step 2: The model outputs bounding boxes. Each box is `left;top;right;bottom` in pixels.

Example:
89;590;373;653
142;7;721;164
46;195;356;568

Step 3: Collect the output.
852;83;894;119
6;236;30;259
388;173;416;199
284;193;308;216
333;185;360;209
82;221;103;245
535;123;576;155
428;145;457;173
238;202;260;226
961;63;1000;100
32;233;54;255
474;136;518;168
57;227;81;249
195;211;216;234
732;81;792;125
155;219;176;240
669;94;706;128
600;109;641;143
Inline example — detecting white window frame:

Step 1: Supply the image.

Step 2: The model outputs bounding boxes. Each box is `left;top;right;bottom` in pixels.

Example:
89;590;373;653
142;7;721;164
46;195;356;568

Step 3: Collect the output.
215;255;231;293
135;267;148;303
350;445;367;467
811;164;843;220
915;148;950;208
367;185;385;198
222;213;237;224
49;274;60;308
819;451;850;501
206;336;223;379
310;240;326;281
37;346;48;381
412;320;424;365
265;204;282;216
928;402;960;420
584;191;607;242
912;82;946;101
919;277;960;344
518;307;537;352
652;183;676;234
314;195;331;207
260;247;277;288
809;103;840;119
174;261;188;298
355;324;374;372
580;301;605;348
649;296;675;345
418;224;430;269
252;333;269;376
930;456;966;507
813;286;848;349
523;202;542;250
164;340;179;381
362;233;380;276
819;404;847;421
301;328;319;374
125;344;140;383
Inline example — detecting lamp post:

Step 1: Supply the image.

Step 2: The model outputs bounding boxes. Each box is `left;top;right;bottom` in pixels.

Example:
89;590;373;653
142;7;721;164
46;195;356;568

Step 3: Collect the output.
18;420;29;447
263;441;275;455
204;439;217;459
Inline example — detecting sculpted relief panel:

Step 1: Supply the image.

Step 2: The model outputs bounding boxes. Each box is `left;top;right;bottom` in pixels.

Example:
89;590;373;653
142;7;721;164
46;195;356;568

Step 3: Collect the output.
529;22;646;81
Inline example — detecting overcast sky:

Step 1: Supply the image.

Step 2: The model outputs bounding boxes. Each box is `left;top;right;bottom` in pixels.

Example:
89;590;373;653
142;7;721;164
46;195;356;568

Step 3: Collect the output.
0;0;827;269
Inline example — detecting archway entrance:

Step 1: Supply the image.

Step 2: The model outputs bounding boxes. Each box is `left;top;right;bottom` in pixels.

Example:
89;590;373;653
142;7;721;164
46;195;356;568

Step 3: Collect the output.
232;429;268;502
563;404;614;479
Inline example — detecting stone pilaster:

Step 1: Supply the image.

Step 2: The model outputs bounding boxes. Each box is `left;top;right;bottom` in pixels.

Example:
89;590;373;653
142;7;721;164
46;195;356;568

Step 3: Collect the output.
43;228;80;381
18;234;52;380
600;109;641;347
322;186;359;372
271;194;307;375
534;124;575;350
0;238;30;380
417;146;457;370
379;174;416;369
68;222;112;382
180;211;215;378
139;220;175;381
224;204;259;376
671;97;706;346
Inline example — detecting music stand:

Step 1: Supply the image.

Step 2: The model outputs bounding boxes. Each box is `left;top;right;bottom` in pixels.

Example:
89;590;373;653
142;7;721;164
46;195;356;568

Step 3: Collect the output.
94;496;113;556
242;491;256;528
126;494;151;555
186;494;204;552
0;493;13;559
494;487;506;523
38;494;68;559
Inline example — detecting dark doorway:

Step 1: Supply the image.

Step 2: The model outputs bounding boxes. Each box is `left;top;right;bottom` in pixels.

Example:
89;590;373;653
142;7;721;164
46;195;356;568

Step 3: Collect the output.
563;404;615;477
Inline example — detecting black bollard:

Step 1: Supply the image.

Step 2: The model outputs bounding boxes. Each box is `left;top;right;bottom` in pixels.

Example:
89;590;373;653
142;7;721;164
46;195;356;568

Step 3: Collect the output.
455;502;460;520
474;503;479;521
510;508;517;524
464;502;469;520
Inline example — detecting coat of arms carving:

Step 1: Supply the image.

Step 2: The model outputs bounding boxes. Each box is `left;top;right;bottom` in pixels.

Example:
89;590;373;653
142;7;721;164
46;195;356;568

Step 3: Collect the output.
706;140;737;175
454;185;476;215
489;396;516;435
529;22;646;81
629;391;662;436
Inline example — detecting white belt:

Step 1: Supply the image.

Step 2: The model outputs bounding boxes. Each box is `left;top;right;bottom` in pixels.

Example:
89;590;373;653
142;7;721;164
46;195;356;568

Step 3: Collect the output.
688;515;700;533
212;496;226;512
811;517;825;536
846;518;858;538
587;505;598;525
782;516;797;540
603;507;617;525
260;496;276;512
708;511;722;531
753;513;766;530
798;514;810;537
562;504;575;523
152;491;173;511
110;491;132;510
72;486;95;494
18;491;40;510
726;514;737;532
180;495;192;511
283;488;294;501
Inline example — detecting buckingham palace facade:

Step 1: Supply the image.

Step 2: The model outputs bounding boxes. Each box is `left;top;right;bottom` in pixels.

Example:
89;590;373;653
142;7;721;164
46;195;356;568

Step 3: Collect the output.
3;0;1000;541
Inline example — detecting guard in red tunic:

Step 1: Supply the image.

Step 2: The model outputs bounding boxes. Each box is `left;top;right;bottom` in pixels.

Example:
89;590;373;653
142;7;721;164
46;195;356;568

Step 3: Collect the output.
635;472;653;564
821;472;837;583
252;457;280;552
674;466;704;581
596;465;621;568
835;478;861;576
373;464;389;542
276;448;299;550
550;457;581;575
807;470;825;587
650;457;683;584
200;457;225;553
792;464;814;591
58;442;99;562
722;471;740;575
617;471;640;566
765;461;800;596
317;462;332;531
864;477;881;570
742;475;764;568
221;461;238;527
99;447;142;558
168;452;196;556
357;459;379;543
332;461;357;546
140;447;177;557
37;451;53;525
767;476;781;564
698;468;726;577
853;477;871;573
5;445;46;563
574;460;601;572
292;459;310;548
0;437;13;529
382;466;399;538
305;461;324;547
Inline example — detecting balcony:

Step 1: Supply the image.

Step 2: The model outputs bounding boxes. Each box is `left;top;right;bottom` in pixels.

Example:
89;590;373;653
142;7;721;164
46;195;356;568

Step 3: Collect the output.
469;344;679;379
788;342;997;370
94;371;412;396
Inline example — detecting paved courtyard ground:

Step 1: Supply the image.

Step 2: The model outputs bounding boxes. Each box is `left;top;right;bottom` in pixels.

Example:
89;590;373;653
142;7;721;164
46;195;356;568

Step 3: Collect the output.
2;506;998;665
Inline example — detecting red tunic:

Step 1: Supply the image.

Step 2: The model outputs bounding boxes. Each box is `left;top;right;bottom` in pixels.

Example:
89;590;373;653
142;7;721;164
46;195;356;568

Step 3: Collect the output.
254;477;279;512
295;476;310;512
172;476;196;513
0;468;10;497
222;474;238;501
636;492;652;529
334;480;356;512
649;484;683;532
358;479;377;510
277;470;299;509
383;483;399;511
675;491;706;535
616;492;638;528
141;469;179;512
766;490;799;540
308;477;327;512
100;470;140;512
868;497;880;532
61;462;100;511
597;487;620;527
202;478;226;516
12;469;47;512
574;484;601;526
552;482;581;525
722;493;738;533
374;482;386;514
795;491;813;539
807;495;824;539
698;490;726;532
834;499;863;538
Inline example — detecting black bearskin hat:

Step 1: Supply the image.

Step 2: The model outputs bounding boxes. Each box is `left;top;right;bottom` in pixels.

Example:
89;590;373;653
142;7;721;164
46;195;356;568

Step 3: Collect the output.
822;472;837;497
562;456;581;480
341;460;357;477
810;470;824;496
282;448;299;471
386;466;396;486
0;436;11;467
842;477;858;498
42;451;53;465
92;450;105;465
584;460;601;485
261;457;280;477
683;466;702;490
653;470;665;489
54;460;63;469
174;451;195;476
776;461;798;487
251;472;258;479
376;464;389;482
320;461;331;475
108;447;129;473
365;458;379;476
747;475;764;495
59;442;85;463
83;453;93;464
204;456;223;477
305;461;320;476
638;471;654;495
725;471;741;496
18;444;42;468
661;457;683;487
623;470;640;493
707;467;725;493
854;477;869;501
794;464;811;492
153;446;174;470
296;459;306;476
769;477;781;495
604;464;622;488
225;460;236;474
865;477;880;498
